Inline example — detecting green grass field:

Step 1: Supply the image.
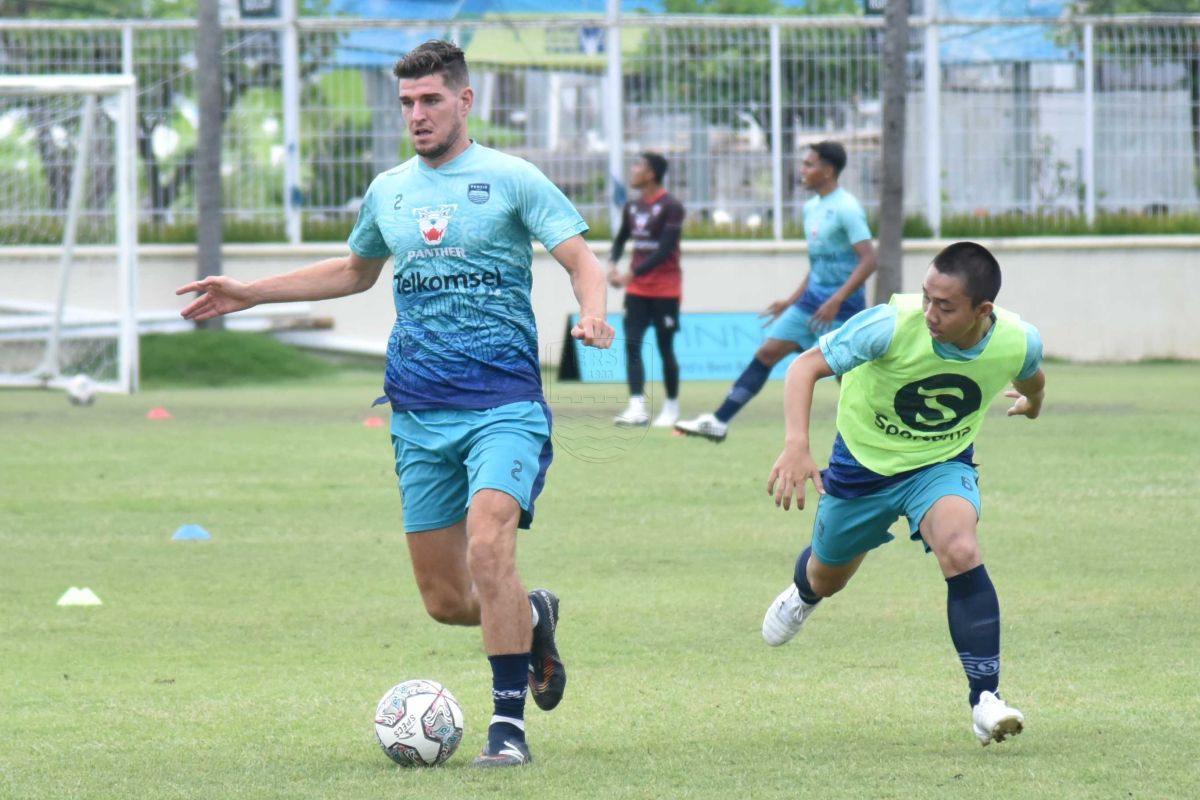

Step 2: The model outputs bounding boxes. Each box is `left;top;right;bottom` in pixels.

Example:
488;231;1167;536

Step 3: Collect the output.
2;364;1198;799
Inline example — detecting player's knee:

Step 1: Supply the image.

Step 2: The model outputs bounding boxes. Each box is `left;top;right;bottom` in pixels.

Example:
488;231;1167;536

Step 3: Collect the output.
465;534;516;590
423;595;471;625
417;584;476;625
935;531;981;574
756;341;792;366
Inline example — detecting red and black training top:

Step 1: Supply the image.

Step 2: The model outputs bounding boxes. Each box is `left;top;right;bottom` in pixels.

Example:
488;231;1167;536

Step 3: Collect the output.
610;188;685;299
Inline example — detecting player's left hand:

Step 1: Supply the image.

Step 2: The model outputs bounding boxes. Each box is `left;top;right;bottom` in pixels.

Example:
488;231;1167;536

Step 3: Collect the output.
1004;389;1043;419
808;297;841;332
572;315;615;349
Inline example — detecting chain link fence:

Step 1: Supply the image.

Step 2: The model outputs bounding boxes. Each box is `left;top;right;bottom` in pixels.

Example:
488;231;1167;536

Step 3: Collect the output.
1;14;1197;242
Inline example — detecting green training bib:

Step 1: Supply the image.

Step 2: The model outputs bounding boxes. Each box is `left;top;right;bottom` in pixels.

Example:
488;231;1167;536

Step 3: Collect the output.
837;294;1027;476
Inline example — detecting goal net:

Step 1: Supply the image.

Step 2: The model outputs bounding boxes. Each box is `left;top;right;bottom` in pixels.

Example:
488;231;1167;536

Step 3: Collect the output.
0;75;138;396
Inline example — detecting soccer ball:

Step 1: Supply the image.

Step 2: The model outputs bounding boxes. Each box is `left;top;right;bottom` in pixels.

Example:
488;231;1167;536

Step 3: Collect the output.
373;679;465;767
65;374;96;406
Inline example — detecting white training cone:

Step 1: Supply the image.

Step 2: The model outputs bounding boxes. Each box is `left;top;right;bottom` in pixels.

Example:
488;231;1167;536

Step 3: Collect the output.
57;587;102;606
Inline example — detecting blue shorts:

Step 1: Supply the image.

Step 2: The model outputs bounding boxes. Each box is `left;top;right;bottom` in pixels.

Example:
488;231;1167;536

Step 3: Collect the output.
810;461;982;565
765;305;846;350
390;401;553;533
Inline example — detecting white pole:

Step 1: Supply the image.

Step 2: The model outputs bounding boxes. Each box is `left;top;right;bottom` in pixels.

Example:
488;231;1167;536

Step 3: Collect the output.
548;72;562;151
40;95;96;382
118;82;139;392
604;0;625;234
1083;22;1096;226
923;0;941;237
122;24;133;76
281;0;302;244
120;30;137;390
769;24;784;241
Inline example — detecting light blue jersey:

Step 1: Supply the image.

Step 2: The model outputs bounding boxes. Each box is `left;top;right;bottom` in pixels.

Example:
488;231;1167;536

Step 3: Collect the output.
348;142;588;411
798;187;873;321
816;302;1044;498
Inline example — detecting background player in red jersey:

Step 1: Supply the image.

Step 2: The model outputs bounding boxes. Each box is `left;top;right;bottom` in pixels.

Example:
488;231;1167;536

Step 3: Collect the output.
608;152;686;427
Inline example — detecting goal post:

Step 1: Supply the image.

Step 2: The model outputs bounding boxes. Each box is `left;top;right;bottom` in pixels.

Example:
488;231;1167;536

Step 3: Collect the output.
0;74;138;395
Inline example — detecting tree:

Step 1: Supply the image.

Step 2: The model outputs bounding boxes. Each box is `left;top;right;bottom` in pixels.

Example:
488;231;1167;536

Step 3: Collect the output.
196;0;224;329
875;0;908;301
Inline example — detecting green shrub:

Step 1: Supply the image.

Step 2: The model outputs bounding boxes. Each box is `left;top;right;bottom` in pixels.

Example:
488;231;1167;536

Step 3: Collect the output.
140;331;336;387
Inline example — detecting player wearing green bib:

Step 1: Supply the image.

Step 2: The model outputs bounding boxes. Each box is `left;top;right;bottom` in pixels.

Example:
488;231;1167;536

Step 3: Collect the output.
763;242;1046;747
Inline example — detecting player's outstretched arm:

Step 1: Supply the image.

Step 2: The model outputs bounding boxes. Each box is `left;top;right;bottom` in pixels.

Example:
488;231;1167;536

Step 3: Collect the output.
551;234;615;349
176;253;388;322
767;348;835;510
1005;368;1046;419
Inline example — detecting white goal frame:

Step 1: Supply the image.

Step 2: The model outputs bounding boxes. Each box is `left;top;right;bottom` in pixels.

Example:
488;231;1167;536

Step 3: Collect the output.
0;74;139;394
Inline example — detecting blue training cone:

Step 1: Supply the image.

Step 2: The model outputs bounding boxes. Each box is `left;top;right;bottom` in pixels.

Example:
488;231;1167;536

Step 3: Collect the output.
172;524;212;541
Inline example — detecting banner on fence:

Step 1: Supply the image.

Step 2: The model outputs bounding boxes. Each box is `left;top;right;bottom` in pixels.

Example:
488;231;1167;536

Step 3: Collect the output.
558;312;799;383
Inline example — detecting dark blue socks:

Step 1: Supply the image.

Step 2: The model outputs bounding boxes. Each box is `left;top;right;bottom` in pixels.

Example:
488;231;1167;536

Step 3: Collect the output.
715;357;773;423
946;564;1001;707
792;546;823;605
488;653;529;746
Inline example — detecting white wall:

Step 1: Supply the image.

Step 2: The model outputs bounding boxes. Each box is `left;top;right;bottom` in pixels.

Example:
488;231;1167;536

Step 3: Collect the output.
3;236;1197;364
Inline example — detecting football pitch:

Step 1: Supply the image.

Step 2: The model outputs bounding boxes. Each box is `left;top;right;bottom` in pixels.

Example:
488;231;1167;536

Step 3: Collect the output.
2;363;1197;799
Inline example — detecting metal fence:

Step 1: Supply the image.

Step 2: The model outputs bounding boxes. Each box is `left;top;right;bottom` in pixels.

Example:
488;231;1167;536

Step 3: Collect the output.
1;13;1198;242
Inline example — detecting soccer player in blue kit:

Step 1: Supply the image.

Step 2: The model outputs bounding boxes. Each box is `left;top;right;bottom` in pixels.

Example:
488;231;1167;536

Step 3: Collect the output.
676;141;877;442
176;40;615;767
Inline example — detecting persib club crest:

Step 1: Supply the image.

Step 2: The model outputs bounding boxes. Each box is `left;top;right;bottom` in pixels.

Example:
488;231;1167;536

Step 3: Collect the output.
413;204;457;245
467;183;490;204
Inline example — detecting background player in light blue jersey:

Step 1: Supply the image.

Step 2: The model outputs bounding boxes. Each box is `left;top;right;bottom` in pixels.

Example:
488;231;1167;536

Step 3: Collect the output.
676;141;877;443
176;40;614;768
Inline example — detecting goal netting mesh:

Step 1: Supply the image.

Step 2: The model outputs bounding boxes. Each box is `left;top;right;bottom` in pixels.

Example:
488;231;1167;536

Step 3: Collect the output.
0;75;138;395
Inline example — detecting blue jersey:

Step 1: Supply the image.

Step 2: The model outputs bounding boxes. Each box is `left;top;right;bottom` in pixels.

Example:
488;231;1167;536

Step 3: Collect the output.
348;143;588;411
817;303;1044;497
798;187;873;321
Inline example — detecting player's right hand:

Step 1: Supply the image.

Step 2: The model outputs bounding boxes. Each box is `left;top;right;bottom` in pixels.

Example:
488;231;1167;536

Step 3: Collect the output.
176;276;255;322
759;299;789;326
572;315;615;349
767;446;824;511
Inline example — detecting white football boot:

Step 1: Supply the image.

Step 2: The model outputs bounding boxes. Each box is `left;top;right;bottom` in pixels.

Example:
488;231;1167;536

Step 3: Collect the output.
673;412;728;443
651;399;680;428
971;690;1025;746
614;395;650;426
762;583;819;646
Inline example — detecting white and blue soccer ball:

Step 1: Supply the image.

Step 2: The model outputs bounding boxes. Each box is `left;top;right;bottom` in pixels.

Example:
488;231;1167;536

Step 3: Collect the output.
65;374;96;406
373;679;465;767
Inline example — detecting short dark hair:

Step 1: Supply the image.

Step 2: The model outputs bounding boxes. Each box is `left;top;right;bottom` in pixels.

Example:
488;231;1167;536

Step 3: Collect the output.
931;241;1002;305
640;152;668;183
393;40;469;90
810;141;848;177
